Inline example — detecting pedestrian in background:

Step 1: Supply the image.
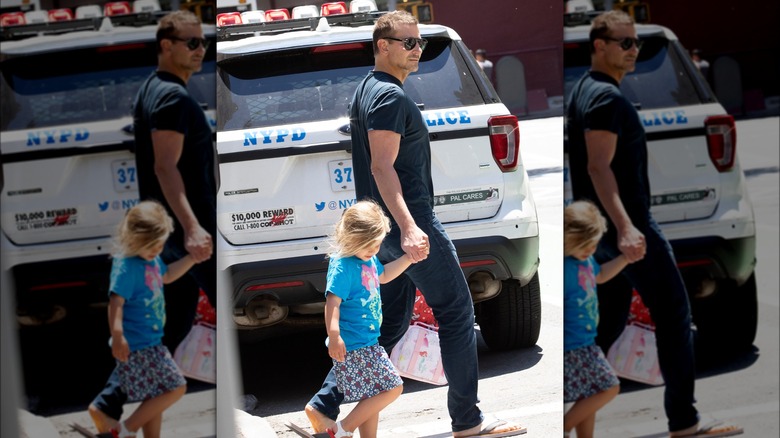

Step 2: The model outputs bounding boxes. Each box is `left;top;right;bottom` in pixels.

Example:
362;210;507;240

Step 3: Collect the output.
691;49;710;79
563;200;629;438
316;200;413;438
475;48;494;81
305;10;525;438
89;10;217;433
94;201;197;438
565;10;742;437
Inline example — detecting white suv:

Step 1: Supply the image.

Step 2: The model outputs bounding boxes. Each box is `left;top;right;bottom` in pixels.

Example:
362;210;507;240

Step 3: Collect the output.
564;15;758;356
216;12;541;350
0;15;216;322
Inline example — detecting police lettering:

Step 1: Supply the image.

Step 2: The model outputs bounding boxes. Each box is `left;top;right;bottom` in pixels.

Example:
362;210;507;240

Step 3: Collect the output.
243;128;306;146
27;129;90;146
641;110;688;127
424;110;472;127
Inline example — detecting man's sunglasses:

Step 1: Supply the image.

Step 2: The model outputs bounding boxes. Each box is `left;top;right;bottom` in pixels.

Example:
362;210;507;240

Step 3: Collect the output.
169;36;211;51
603;36;643;51
383;36;428;51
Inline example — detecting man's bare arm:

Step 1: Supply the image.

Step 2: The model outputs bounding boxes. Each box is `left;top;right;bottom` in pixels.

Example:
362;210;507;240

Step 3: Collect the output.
585;129;645;262
151;130;212;262
368;129;428;262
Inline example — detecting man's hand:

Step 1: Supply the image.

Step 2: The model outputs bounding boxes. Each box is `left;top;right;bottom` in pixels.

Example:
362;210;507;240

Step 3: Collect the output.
617;224;646;263
185;224;213;263
401;224;429;263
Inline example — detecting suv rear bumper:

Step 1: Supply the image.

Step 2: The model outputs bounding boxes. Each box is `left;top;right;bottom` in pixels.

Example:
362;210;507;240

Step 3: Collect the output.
228;233;540;309
672;235;756;288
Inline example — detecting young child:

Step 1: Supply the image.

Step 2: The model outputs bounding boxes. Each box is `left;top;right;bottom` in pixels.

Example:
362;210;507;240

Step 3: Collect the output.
96;201;198;438
320;200;418;438
563;200;634;438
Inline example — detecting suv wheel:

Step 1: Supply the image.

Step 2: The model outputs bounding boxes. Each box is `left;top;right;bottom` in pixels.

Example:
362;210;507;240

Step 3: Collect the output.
475;273;542;350
693;272;758;361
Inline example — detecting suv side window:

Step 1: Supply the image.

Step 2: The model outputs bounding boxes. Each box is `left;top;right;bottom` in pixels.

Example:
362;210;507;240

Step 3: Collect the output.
217;38;484;131
564;36;712;109
2;43;216;131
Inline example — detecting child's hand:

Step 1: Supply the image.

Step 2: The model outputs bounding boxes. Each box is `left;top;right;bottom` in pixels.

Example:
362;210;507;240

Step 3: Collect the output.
328;335;347;363
112;335;130;362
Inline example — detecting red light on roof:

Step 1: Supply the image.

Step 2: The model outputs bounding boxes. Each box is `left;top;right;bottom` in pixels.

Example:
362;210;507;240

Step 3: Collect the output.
217;12;243;26
321;2;348;16
311;42;368;54
265;8;290;21
48;8;74;22
104;1;132;16
0;12;26;27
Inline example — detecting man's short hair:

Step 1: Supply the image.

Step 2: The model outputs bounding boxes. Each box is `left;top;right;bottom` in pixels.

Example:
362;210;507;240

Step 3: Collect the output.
589;10;634;53
372;10;418;55
156;10;202;54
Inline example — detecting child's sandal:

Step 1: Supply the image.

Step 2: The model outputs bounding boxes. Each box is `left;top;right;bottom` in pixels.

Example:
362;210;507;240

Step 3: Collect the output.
326;421;353;438
109;421;136;438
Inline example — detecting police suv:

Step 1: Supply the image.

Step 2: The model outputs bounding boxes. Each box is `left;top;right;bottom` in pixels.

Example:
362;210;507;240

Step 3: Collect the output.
0;13;216;323
563;14;758;355
216;6;541;350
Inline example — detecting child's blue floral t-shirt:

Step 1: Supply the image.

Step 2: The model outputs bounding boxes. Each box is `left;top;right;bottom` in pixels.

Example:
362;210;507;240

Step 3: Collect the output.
326;255;385;351
563;255;601;352
109;255;168;351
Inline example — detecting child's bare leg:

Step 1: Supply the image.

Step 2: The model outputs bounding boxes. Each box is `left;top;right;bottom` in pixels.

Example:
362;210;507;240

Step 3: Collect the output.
340;385;402;434
575;413;596;438
123;384;186;433
141;413;163;438
357;413;379;438
563;384;619;434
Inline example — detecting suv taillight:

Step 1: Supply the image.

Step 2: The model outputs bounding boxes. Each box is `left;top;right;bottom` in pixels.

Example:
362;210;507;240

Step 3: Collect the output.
705;115;736;172
488;115;520;172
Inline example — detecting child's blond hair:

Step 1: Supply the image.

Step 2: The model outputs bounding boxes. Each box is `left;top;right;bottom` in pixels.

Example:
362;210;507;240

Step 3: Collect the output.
330;200;391;258
564;200;608;257
112;200;174;257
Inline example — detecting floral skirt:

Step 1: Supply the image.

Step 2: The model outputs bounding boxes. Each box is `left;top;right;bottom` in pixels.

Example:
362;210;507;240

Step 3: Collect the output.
333;344;403;403
564;343;620;403
116;344;187;402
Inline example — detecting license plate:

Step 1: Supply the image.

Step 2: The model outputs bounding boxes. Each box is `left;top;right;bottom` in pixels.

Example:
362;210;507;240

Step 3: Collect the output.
328;160;354;192
111;159;138;192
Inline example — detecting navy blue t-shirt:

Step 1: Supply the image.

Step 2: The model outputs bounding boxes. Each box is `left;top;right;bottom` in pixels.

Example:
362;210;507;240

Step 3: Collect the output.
566;71;651;226
350;71;434;220
132;71;216;239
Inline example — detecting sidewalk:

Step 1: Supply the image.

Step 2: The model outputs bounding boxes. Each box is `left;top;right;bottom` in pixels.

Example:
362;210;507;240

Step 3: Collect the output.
21;388;277;438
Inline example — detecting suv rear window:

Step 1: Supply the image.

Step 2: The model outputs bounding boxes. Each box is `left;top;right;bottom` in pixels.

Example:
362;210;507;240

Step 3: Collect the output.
1;41;216;131
564;35;711;109
217;38;484;131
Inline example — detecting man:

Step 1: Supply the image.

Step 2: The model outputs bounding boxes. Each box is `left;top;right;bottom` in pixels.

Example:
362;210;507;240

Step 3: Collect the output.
89;10;217;434
566;10;741;437
305;11;524;438
475;48;494;81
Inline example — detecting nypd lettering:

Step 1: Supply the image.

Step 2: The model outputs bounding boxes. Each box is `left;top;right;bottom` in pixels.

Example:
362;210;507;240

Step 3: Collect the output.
26;129;89;146
424;110;472;127
434;188;499;206
231;207;295;230
243;128;306;146
14;207;78;231
641;110;689;127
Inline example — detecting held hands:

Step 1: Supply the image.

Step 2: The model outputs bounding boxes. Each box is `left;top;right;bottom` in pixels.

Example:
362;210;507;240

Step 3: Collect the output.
111;335;130;362
328;335;347;363
185;224;213;263
401;225;430;263
618;224;646;263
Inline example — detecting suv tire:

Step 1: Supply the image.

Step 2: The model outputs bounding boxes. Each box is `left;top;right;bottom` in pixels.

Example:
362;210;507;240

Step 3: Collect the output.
693;273;758;361
476;273;542;350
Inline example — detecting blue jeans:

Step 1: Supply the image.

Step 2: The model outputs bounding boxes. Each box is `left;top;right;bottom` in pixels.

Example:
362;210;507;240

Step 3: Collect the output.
308;213;484;432
594;217;699;432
